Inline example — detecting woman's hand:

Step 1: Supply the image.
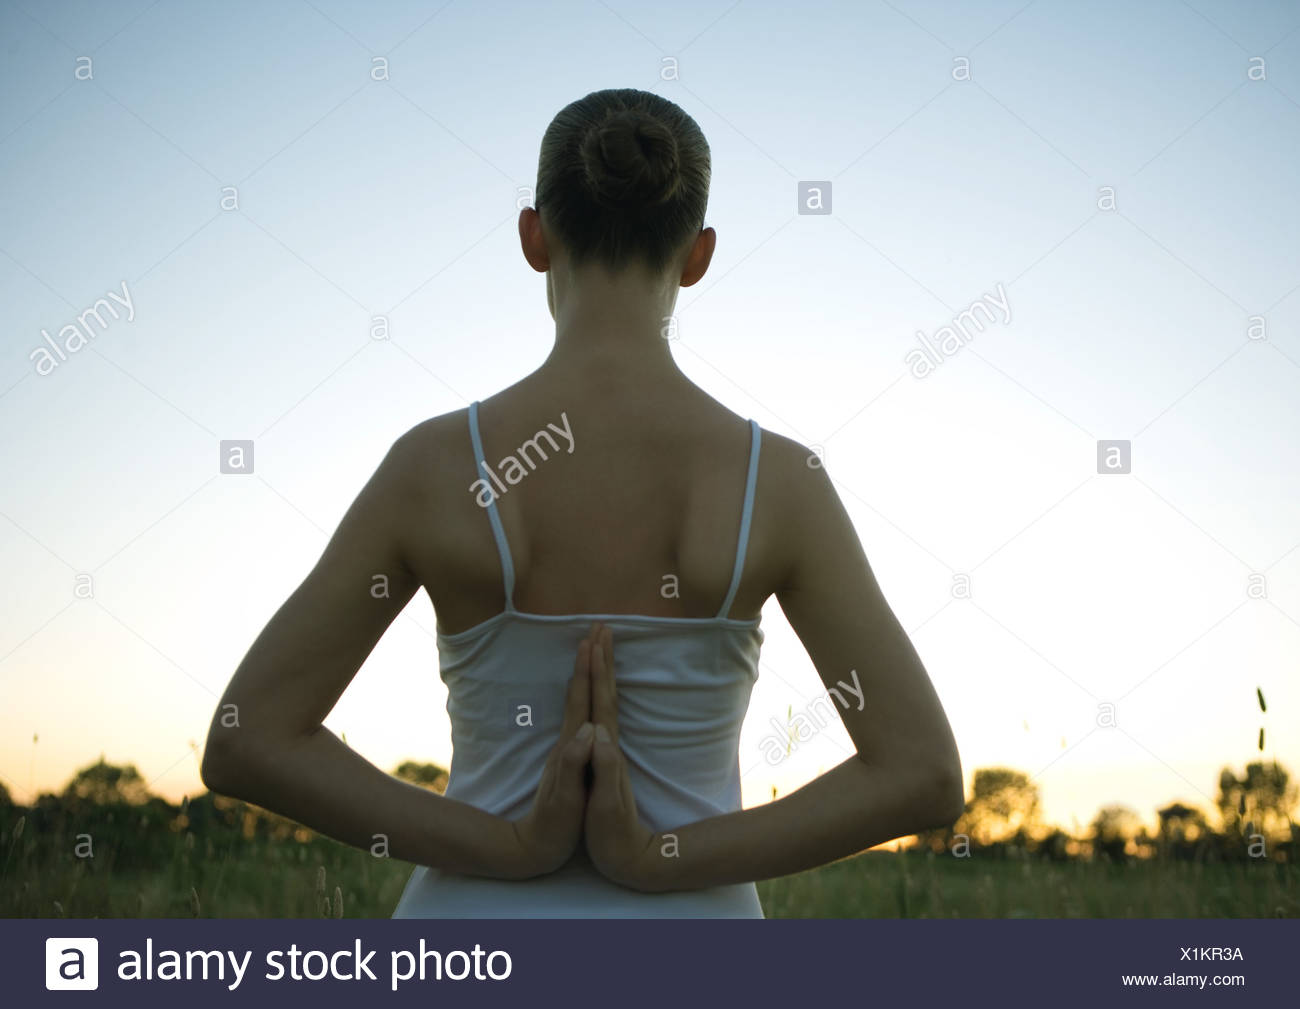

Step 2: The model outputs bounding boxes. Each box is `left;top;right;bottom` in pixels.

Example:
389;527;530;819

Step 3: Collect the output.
583;624;664;891
509;627;598;877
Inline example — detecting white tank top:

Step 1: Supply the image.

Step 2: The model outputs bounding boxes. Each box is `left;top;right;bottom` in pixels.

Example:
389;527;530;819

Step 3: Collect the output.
391;401;765;917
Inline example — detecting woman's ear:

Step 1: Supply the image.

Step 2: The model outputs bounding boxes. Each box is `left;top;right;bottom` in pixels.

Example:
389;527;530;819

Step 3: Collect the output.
519;206;550;273
679;227;716;288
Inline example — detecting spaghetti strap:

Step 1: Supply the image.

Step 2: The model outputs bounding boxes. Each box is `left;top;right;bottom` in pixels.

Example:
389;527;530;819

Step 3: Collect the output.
467;401;516;610
716;419;762;619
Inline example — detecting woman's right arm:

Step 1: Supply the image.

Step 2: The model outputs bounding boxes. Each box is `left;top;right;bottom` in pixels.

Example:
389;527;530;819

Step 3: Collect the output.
631;437;965;891
198;422;593;882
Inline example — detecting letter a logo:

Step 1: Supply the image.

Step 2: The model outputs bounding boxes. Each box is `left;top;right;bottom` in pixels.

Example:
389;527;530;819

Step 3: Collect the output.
45;937;98;990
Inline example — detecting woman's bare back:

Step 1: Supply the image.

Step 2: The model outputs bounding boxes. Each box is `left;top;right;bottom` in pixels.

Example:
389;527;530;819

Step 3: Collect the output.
402;372;798;636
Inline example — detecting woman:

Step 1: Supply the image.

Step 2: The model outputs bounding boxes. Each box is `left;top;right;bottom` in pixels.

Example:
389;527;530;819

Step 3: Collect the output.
200;88;964;917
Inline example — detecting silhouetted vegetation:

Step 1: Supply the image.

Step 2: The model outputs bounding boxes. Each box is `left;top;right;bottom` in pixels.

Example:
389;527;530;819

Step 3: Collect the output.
1;754;1295;917
909;759;1296;867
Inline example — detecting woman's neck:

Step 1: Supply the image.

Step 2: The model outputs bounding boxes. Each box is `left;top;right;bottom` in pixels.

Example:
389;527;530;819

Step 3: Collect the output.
543;322;681;378
541;266;687;380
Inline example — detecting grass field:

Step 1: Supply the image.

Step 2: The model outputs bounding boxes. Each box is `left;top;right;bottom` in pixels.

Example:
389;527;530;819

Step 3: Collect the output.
4;830;1295;918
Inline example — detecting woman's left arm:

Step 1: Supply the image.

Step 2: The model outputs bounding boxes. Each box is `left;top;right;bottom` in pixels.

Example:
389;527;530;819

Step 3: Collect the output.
200;428;532;879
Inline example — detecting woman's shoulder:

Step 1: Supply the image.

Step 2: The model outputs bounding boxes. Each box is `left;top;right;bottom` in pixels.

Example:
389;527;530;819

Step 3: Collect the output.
750;425;824;493
391;406;471;456
374;408;479;510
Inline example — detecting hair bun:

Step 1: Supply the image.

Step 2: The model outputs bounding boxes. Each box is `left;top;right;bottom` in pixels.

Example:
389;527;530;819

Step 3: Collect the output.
579;109;682;208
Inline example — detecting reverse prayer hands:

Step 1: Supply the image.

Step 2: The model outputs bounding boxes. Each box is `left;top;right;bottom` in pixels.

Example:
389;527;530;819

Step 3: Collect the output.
510;623;664;889
581;623;665;892
510;628;598;877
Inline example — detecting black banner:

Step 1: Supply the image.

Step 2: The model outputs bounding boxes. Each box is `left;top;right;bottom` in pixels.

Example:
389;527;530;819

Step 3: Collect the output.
15;918;1293;1005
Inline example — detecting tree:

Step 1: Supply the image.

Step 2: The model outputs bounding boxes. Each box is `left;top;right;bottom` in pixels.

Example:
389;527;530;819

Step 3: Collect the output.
392;761;449;794
954;767;1040;846
1217;761;1296;843
1156;801;1209;860
1034;827;1072;861
61;758;151;806
1090;804;1141;861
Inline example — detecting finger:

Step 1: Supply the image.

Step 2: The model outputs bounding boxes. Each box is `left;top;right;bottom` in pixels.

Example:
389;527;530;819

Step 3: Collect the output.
588;729;615;807
589;723;625;811
590;625;619;744
561;722;595;773
600;722;634;810
558;623;602;739
599;709;636;813
603;625;619;745
550;721;594;803
558;638;593;740
534;744;561;804
615;739;636;810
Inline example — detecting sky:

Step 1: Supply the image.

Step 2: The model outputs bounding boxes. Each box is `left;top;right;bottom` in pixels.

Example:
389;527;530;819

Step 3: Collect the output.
1;0;1298;842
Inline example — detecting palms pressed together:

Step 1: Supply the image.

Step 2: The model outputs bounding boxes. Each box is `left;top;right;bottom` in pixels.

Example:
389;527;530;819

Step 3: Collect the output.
512;623;664;891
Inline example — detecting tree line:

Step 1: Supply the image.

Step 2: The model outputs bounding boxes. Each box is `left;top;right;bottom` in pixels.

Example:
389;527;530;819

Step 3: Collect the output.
0;756;1293;872
909;761;1297;862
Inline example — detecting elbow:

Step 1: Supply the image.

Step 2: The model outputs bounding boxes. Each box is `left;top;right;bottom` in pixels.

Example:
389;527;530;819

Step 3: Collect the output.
200;698;279;795
200;721;258;796
917;761;966;830
200;717;307;796
199;737;239;796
